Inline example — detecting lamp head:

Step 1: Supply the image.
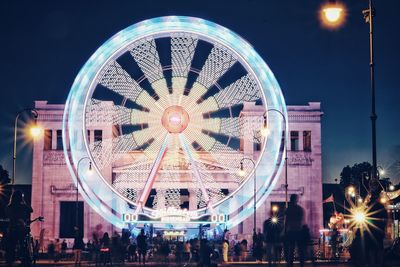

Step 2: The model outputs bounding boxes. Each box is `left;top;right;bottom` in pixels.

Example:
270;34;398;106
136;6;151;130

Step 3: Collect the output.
87;161;94;175
320;1;346;29
238;161;246;177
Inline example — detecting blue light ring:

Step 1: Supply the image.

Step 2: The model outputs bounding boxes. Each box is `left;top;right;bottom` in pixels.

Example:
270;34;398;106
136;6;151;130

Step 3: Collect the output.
64;16;287;227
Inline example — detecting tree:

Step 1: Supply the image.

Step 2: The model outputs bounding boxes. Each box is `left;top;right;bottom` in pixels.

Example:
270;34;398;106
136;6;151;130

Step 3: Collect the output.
339;162;372;198
0;165;10;185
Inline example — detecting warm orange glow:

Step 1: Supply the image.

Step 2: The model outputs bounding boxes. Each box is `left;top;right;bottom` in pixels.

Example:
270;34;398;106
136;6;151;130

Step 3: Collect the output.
238;168;246;177
30;125;43;137
260;127;270;137
347;186;355;195
320;2;346;29
272;205;279;212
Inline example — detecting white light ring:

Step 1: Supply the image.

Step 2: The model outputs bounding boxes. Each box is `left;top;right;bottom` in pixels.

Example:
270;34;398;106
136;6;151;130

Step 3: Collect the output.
63;16;287;228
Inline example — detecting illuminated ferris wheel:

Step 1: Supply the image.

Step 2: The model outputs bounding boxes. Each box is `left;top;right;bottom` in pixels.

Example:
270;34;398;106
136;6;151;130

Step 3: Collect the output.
64;16;287;228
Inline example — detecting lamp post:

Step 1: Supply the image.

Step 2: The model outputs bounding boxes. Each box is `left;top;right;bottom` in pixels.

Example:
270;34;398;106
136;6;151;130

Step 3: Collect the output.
239;157;256;233
363;0;378;181
75;157;92;235
262;108;288;208
320;0;378;182
12;108;42;185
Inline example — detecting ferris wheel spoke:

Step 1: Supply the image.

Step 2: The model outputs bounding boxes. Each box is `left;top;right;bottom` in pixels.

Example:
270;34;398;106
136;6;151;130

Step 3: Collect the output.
171;34;198;78
179;134;213;211
129;38;171;106
136;133;170;213
200;117;262;144
99;61;145;102
212;73;261;109
187;45;237;101
170;34;198;104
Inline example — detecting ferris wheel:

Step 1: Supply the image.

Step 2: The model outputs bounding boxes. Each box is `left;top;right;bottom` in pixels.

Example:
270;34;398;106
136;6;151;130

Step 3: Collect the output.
64;16;287;228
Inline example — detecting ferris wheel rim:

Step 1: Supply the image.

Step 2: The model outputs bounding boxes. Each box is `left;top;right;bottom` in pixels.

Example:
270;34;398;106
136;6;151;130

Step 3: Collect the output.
64;15;287;227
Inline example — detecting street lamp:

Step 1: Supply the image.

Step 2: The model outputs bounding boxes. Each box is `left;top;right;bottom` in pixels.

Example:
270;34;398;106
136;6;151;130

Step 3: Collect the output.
261;108;288;208
12;108;42;185
320;0;379;182
320;0;346;29
75;157;92;235
238;157;256;233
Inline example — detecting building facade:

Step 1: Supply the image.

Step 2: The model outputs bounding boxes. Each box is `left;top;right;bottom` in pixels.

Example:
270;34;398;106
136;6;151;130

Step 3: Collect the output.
31;100;323;241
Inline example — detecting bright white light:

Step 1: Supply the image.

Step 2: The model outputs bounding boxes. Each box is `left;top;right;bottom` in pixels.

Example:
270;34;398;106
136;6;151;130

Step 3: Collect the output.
320;2;346;29
271;216;278;224
169;114;181;125
260;127;270;137
354;211;366;223
389;185;395;191
379;169;385;176
30;126;42;137
238;169;246;177
323;7;343;23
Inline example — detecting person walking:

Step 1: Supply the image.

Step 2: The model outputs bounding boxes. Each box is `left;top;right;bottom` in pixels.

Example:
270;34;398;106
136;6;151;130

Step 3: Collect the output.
284;194;305;267
137;229;147;266
73;232;85;266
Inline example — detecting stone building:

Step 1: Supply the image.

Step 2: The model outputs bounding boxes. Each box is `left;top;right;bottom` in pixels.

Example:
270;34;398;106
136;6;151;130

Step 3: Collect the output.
30;100;323;241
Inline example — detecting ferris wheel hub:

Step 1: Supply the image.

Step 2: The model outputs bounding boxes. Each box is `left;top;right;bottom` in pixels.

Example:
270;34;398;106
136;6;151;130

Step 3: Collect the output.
161;105;190;133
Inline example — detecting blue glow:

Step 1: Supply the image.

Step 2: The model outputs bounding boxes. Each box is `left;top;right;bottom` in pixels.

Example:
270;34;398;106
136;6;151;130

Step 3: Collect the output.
63;16;287;229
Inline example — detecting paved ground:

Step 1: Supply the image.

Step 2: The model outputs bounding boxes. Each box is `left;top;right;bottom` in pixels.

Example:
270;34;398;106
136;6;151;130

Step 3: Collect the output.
0;261;397;267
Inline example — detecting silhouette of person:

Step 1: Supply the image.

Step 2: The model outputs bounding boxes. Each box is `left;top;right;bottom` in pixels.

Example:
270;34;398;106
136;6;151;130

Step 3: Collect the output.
264;213;283;267
137;229;148;266
5;190;33;265
199;239;213;267
100;232;111;265
284;194;305;267
73;232;85;266
364;189;387;267
252;228;263;262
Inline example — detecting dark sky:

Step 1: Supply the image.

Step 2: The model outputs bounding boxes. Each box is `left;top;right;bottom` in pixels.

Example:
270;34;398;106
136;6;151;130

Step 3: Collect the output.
1;0;399;184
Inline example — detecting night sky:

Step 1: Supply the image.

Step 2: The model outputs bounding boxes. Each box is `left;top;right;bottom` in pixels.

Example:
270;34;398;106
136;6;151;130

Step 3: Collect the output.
1;1;399;184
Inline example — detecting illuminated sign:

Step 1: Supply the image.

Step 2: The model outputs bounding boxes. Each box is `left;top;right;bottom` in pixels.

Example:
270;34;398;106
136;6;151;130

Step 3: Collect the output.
122;212;228;224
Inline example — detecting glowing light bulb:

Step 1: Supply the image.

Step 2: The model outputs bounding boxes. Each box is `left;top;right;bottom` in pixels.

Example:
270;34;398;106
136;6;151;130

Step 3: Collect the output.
320;2;346;29
30;126;42;137
260;127;270;137
354;211;366;223
323;7;343;23
272;205;279;212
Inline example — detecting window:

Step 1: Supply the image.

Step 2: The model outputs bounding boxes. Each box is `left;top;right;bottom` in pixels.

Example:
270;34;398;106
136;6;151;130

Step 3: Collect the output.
303;131;312;152
94;130;103;142
87;130;91;144
59;201;84;238
44;129;52;150
56;130;63;150
290;131;299;151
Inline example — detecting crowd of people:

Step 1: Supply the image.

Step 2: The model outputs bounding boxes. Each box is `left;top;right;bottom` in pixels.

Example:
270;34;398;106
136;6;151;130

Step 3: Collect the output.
2;190;389;267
